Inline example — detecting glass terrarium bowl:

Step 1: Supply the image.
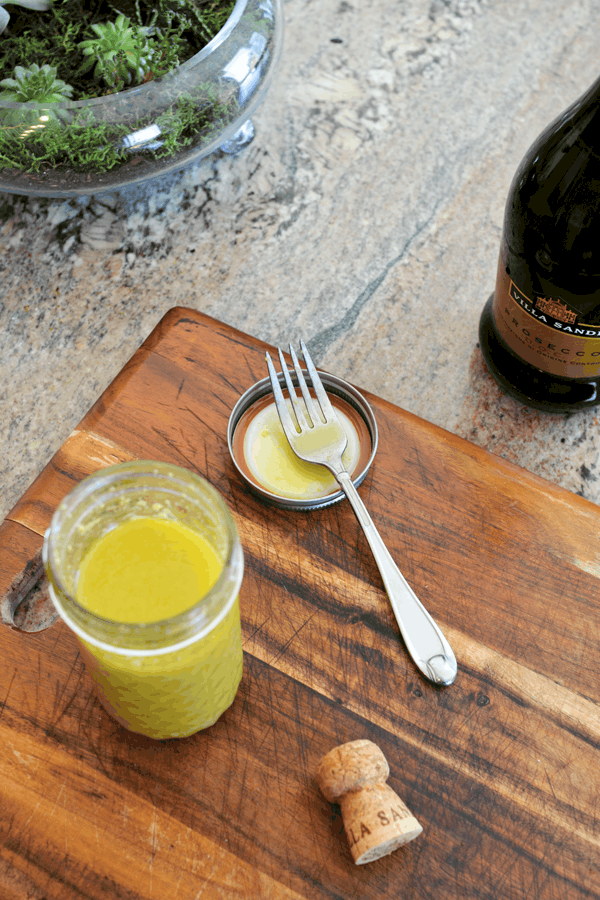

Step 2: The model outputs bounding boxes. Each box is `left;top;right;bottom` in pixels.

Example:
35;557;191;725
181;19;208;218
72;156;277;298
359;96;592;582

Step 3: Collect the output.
0;0;283;198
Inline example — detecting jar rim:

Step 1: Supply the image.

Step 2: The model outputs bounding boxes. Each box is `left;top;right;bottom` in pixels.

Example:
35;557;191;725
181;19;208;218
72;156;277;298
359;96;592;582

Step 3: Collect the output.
43;460;243;652
227;370;379;510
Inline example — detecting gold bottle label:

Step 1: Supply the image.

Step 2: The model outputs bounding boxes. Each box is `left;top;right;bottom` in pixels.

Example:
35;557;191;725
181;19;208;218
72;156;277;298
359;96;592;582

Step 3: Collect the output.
493;263;600;378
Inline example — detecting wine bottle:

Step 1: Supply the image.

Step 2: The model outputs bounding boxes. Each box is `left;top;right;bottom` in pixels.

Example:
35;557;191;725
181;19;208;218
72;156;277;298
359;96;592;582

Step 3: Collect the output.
479;75;600;412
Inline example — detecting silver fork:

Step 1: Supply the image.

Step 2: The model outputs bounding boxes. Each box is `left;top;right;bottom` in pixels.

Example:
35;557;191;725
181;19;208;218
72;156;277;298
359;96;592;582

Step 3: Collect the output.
266;340;457;687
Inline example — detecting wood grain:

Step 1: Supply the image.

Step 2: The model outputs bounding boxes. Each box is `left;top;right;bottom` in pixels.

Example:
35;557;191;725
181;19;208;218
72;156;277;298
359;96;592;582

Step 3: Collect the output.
1;307;599;899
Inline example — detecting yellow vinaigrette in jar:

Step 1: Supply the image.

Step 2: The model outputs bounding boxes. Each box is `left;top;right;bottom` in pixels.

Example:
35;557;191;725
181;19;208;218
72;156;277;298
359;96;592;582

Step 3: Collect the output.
74;517;243;739
76;518;222;623
44;462;244;741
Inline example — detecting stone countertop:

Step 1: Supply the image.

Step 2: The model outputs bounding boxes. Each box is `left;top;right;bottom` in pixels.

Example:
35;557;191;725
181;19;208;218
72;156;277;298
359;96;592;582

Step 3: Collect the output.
2;0;600;522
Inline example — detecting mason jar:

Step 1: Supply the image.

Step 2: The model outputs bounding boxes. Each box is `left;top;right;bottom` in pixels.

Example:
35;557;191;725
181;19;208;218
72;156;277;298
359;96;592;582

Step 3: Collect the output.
43;460;244;739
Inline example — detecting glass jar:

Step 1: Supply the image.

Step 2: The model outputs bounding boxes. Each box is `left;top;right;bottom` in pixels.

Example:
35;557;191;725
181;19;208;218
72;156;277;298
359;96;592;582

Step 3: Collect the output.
43;460;244;739
0;0;283;197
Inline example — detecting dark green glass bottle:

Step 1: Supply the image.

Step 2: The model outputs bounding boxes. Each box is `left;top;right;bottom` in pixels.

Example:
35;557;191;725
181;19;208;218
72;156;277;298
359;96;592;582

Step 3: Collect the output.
479;76;600;412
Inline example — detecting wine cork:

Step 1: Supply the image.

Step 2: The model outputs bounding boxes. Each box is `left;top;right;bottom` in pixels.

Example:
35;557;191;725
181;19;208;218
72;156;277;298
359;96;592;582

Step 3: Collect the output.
316;739;422;865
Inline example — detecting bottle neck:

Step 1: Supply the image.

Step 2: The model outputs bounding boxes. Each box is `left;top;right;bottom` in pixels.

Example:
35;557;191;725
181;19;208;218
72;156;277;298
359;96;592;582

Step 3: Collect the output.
567;78;600;151
574;72;600;110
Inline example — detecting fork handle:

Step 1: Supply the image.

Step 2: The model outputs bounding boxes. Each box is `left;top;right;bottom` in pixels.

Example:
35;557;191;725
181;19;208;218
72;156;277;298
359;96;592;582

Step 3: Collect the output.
336;471;457;686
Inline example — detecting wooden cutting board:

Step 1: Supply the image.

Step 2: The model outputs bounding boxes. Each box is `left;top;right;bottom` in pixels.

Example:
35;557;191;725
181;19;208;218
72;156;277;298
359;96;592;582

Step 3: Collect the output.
1;308;599;900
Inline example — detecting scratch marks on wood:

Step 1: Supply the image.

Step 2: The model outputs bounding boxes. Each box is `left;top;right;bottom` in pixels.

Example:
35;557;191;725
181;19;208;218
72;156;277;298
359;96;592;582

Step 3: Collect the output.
0;668;16;720
48;782;66;820
271;610;320;666
148;804;158;893
50;651;85;727
151;426;199;473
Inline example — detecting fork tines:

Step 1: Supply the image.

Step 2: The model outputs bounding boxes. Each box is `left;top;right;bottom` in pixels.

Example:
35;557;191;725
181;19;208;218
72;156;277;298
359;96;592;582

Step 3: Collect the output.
265;340;336;433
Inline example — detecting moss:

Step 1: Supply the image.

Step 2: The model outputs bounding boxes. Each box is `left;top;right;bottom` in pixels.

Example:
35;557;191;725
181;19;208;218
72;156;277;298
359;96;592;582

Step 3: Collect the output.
0;88;238;174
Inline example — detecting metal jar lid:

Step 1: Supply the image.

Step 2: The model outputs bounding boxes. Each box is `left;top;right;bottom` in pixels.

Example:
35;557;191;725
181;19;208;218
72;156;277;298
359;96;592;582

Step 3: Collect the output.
227;369;378;511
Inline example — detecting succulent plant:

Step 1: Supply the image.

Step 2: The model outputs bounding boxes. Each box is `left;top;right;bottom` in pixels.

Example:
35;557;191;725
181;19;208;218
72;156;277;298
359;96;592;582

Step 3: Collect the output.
0;62;73;124
0;62;72;102
79;14;155;89
0;0;51;35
